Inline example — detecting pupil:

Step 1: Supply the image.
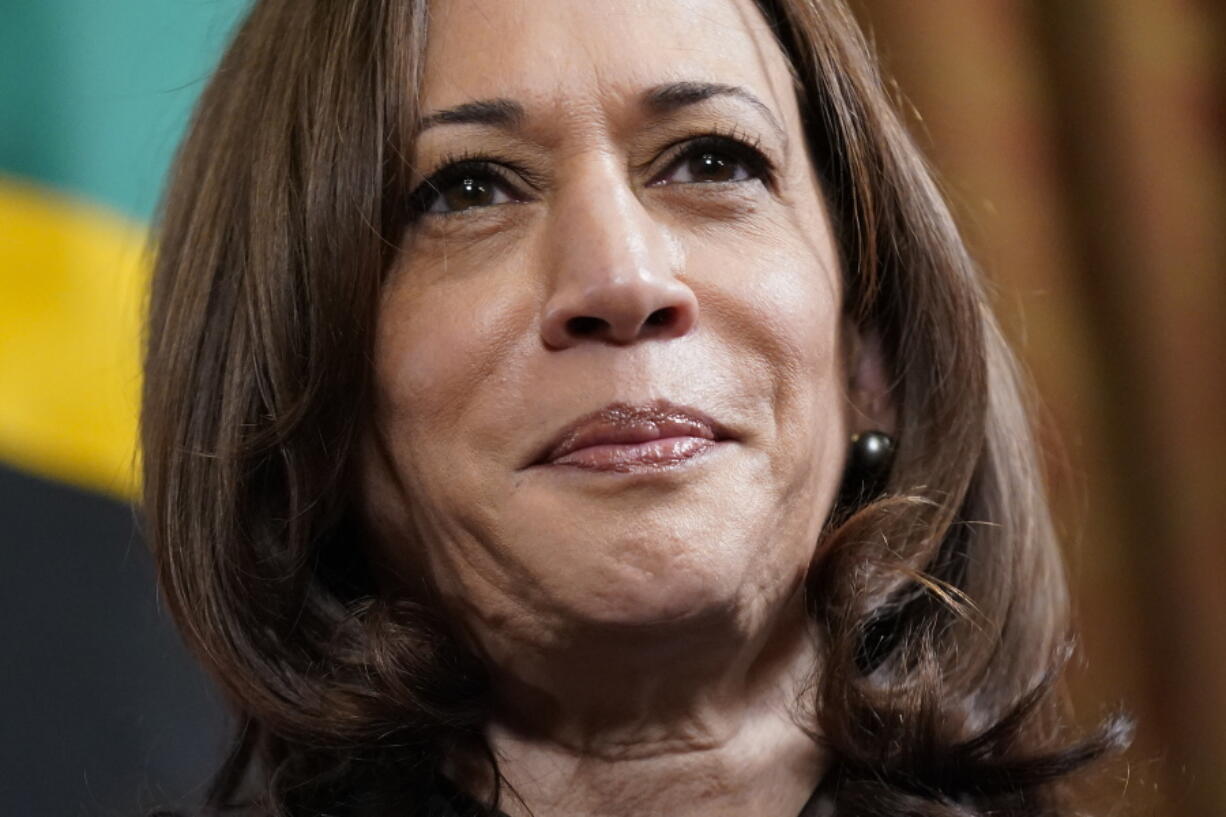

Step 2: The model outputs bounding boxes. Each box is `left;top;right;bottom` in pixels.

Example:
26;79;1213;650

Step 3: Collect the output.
692;152;733;182
446;177;490;210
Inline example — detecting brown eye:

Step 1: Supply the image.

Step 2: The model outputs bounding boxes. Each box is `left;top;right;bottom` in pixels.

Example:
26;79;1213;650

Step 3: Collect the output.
441;177;497;212
686;151;742;183
409;160;520;218
651;134;772;187
431;173;516;214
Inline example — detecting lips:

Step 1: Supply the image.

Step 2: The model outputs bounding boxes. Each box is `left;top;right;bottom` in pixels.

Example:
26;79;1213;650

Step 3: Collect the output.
531;401;733;470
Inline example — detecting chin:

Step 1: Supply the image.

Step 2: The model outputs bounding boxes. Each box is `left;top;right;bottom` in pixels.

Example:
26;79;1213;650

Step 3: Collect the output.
539;532;759;633
582;579;738;630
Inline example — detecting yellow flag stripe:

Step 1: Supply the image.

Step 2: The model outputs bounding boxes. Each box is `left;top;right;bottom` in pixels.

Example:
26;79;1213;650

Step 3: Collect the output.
0;177;145;500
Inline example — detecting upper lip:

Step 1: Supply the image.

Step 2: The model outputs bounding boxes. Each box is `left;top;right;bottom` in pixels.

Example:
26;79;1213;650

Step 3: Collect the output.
531;400;734;466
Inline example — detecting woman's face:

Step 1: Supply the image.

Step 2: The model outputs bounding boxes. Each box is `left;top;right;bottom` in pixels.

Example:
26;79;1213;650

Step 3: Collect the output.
364;0;858;650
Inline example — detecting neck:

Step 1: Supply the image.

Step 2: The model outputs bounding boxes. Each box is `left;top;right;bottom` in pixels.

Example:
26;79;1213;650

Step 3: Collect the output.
448;589;827;817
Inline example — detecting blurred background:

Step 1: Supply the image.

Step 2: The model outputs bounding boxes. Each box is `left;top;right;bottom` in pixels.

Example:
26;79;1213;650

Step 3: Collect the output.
844;3;1226;814
1;1;1221;815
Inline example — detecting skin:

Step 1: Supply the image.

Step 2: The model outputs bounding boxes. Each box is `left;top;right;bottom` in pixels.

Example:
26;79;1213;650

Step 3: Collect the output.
360;0;896;814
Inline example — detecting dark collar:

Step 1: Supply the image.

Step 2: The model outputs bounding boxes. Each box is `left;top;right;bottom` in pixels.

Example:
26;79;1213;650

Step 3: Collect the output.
423;775;833;817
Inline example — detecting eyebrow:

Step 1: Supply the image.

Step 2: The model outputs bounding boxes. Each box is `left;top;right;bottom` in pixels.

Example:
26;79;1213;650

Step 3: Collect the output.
642;81;785;143
417;98;524;132
415;80;787;143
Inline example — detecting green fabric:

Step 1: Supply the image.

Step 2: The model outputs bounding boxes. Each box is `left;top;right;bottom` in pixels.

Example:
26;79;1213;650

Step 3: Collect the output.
0;0;250;221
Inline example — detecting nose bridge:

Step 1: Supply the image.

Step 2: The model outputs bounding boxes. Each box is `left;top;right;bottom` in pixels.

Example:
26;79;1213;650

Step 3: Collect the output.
540;150;696;348
553;151;664;285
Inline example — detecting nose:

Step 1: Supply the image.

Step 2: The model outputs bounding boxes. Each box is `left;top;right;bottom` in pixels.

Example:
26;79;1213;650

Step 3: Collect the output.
539;160;698;349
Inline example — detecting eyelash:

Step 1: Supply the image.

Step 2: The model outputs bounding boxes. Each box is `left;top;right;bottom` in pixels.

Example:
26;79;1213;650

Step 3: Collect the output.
404;153;528;219
653;129;775;188
405;127;777;219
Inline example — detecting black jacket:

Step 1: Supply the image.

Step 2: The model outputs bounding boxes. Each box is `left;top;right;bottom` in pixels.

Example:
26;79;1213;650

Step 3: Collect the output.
422;775;835;817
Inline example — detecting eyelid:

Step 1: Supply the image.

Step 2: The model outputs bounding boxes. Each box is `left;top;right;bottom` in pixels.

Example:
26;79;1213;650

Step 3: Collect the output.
408;126;778;219
642;127;778;190
406;154;539;219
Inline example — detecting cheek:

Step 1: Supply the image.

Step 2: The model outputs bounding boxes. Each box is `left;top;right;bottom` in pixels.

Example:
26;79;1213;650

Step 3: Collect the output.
684;207;847;517
372;249;532;448
366;242;546;572
689;209;843;404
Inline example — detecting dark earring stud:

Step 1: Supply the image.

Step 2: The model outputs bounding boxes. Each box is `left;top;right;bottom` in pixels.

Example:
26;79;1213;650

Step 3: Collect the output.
836;430;896;515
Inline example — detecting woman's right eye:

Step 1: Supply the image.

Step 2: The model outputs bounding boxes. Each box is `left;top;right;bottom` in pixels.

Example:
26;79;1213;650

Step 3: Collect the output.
409;161;520;217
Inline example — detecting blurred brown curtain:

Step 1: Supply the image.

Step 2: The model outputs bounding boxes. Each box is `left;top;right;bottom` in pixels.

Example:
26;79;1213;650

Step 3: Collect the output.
846;2;1226;814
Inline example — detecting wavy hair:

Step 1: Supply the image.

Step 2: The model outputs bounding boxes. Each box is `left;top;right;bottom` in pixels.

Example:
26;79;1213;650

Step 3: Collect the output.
141;0;1129;814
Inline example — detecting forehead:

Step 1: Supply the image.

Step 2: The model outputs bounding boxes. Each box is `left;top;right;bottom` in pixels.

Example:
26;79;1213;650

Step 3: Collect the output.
420;0;800;135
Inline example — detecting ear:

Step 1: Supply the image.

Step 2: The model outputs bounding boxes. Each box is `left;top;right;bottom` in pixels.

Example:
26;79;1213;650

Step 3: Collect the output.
841;316;897;436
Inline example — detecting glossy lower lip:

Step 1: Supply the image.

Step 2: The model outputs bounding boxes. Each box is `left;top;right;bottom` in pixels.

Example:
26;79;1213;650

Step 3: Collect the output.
538;435;721;472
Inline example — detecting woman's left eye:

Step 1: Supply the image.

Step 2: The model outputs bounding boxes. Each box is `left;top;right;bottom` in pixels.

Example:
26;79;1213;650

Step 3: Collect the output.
650;136;772;187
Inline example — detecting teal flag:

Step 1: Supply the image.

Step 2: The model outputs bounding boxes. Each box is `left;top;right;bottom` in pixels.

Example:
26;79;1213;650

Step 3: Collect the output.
1;0;248;494
1;3;250;815
1;0;249;220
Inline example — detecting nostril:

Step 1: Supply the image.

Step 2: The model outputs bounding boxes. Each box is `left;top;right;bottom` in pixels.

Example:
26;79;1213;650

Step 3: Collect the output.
645;307;674;327
544;294;696;347
567;316;607;336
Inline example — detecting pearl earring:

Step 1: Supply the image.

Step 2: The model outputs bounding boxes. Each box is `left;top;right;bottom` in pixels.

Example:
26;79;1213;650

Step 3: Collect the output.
837;430;896;514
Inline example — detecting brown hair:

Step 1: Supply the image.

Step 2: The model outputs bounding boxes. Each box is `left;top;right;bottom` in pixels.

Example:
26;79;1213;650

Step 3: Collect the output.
141;0;1129;814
